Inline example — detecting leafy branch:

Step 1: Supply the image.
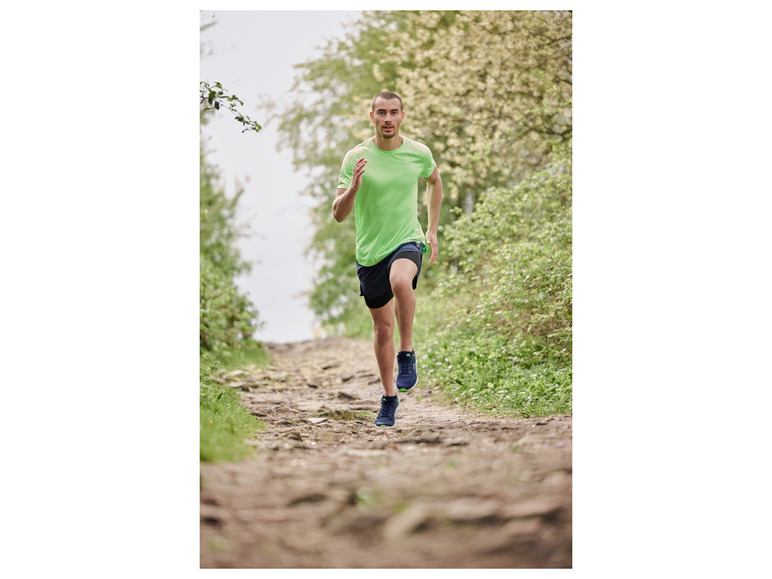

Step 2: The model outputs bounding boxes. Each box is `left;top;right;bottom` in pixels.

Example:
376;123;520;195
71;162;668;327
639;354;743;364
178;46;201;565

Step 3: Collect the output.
200;81;262;133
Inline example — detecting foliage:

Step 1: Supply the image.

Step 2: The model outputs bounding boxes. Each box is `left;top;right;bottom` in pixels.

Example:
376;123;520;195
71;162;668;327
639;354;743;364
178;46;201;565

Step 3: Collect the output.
384;10;572;205
199;147;262;357
199;254;258;355
274;11;413;334
199;148;267;461
199;71;268;460
200;362;267;463
218;338;271;371
417;156;572;416
273;10;572;416
274;10;571;334
200;81;263;133
276;11;411;194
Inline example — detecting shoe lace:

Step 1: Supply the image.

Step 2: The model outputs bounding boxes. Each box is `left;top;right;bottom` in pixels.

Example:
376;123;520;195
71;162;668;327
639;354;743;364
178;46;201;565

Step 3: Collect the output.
398;352;413;375
380;397;396;418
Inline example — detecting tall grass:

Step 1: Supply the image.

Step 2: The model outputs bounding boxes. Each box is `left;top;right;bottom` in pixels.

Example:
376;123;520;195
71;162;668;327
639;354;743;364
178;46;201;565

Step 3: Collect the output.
200;352;268;463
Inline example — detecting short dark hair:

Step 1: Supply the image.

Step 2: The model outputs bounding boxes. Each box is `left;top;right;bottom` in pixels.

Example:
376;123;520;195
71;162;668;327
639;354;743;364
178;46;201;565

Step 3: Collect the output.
371;91;403;111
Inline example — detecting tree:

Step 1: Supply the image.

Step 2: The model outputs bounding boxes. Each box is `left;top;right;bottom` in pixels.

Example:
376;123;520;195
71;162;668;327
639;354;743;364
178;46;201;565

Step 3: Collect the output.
199;79;264;354
274;11;416;334
200;81;263;134
274;10;572;334
385;10;572;205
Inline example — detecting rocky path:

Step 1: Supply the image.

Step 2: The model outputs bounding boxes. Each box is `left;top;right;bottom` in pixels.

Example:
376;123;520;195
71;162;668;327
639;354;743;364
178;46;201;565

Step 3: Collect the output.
200;337;572;568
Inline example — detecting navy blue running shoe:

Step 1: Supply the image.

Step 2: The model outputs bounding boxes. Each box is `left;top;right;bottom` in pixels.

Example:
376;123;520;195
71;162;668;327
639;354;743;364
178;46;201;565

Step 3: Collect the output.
375;395;399;427
396;350;417;392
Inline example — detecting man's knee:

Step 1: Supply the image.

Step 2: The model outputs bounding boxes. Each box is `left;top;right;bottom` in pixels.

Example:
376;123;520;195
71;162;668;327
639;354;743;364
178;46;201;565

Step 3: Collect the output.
372;316;394;341
389;261;417;296
390;275;414;297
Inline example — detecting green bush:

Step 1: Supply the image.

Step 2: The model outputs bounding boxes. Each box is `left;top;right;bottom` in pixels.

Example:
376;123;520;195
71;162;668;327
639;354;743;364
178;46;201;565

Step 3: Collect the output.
199;141;267;462
417;159;572;416
199;149;262;358
200;367;267;462
200;254;259;357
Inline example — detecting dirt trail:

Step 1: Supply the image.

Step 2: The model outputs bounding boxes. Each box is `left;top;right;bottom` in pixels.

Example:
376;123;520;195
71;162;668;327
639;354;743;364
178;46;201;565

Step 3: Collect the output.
200;337;572;568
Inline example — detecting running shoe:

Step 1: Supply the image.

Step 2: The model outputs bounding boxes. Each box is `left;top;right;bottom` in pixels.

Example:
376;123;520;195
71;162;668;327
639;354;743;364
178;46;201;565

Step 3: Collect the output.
396;350;417;392
375;395;399;427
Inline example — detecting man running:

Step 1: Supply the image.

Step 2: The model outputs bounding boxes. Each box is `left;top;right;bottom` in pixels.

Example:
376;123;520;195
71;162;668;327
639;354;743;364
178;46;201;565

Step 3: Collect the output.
333;91;443;427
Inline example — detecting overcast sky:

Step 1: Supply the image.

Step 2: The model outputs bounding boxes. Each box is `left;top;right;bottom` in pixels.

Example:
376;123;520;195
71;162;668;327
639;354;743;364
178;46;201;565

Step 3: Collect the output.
200;10;362;343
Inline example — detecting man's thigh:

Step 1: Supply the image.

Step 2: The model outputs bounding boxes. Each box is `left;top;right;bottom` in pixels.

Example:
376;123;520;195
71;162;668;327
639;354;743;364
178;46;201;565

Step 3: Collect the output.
368;299;395;333
389;256;419;289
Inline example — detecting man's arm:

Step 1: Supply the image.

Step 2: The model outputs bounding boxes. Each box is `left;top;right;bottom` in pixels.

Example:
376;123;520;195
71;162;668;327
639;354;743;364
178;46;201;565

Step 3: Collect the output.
332;157;367;222
425;166;443;264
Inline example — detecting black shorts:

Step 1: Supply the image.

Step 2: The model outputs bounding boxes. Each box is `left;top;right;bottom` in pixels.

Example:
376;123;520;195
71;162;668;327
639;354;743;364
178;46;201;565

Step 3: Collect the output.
356;241;424;309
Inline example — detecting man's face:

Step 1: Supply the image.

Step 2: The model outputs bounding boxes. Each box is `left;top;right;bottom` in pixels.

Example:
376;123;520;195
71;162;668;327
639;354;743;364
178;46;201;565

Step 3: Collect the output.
370;97;405;139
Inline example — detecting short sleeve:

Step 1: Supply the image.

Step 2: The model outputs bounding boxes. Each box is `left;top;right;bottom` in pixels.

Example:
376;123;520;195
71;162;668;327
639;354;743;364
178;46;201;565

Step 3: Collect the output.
337;152;355;189
421;148;437;179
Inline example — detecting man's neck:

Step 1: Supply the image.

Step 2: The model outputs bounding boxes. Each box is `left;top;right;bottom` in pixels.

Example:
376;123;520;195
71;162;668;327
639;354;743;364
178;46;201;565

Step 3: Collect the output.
373;134;403;151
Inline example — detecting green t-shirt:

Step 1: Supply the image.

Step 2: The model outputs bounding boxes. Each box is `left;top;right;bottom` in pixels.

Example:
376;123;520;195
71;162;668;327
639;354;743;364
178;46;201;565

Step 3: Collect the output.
337;136;436;266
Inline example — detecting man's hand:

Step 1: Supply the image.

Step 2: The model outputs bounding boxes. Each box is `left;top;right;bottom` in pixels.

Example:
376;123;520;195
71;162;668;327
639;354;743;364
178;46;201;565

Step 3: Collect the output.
351;157;367;192
333;157;367;222
424;167;442;264
426;230;439;264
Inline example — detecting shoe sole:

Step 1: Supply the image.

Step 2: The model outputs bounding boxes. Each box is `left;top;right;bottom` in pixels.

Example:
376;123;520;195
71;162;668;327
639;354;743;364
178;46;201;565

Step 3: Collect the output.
398;380;417;393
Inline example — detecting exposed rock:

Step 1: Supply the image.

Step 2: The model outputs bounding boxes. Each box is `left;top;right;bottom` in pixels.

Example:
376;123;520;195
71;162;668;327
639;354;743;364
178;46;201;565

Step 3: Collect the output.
336;391;360;401
383;504;434;540
502;498;563;519
445;497;502;523
201;337;572;569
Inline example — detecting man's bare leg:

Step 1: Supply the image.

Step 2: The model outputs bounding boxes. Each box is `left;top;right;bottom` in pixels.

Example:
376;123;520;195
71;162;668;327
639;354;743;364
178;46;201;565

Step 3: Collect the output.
389;258;418;352
369;300;397;396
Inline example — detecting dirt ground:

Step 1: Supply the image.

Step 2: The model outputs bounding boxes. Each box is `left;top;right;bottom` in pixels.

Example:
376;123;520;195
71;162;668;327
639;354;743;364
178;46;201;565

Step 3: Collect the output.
200;337;572;568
